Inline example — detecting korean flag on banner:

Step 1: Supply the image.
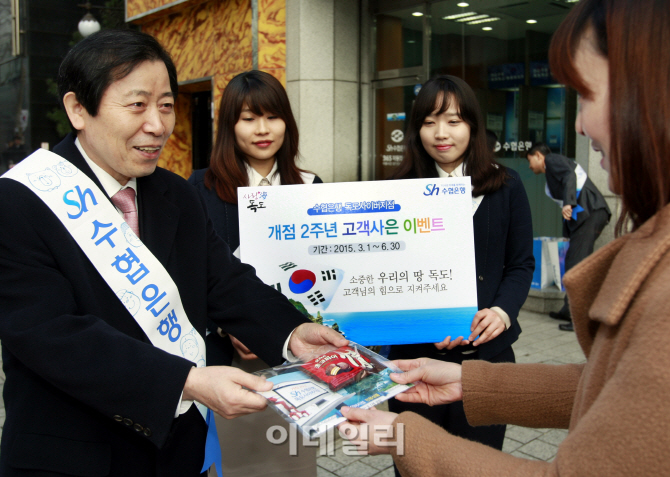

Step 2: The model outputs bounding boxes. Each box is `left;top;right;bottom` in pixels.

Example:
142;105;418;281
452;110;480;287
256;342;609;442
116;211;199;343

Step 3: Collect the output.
269;262;344;311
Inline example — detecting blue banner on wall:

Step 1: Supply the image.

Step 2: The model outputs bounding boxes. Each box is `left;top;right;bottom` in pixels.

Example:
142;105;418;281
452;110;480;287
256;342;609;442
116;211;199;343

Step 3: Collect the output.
488;63;525;89
530;61;557;86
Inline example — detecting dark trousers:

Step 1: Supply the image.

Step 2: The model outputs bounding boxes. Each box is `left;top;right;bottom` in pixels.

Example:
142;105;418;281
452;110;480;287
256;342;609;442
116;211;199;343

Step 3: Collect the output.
560;208;610;316
388;345;515;477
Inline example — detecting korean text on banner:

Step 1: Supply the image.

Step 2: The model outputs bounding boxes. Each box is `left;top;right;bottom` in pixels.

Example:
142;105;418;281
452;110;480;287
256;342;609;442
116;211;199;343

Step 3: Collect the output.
237;178;478;346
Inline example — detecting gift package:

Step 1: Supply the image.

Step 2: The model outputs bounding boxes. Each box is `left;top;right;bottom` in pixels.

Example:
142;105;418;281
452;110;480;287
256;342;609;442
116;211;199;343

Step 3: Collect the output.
254;342;413;437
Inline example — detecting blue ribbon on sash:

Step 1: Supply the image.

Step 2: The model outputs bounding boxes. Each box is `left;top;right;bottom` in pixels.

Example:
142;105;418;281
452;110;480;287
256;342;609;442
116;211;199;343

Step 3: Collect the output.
201;409;223;476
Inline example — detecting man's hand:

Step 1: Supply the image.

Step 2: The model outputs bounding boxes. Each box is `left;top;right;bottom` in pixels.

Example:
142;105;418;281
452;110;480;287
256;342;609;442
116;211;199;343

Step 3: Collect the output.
339;407;399;455
562;204;573;220
468;308;506;346
390;358;463;406
183;366;271;419
288;323;349;359
229;334;258;360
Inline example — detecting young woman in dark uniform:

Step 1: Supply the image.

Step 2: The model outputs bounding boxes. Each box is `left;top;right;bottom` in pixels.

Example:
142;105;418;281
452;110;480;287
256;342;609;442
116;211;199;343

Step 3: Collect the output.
387;75;534;461
189;70;321;477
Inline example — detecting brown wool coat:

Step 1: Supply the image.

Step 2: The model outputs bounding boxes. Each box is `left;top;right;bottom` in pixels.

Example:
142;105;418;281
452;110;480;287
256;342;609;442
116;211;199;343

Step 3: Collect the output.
392;204;670;476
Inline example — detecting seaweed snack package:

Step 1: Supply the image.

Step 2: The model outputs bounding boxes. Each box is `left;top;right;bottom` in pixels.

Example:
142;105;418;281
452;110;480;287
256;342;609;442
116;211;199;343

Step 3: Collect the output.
254;342;414;437
301;345;386;391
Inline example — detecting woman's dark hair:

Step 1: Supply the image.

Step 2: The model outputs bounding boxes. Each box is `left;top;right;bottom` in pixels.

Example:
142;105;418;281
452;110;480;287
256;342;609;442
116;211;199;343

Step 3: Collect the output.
205;71;307;203
58;29;178;121
550;0;670;234
389;75;507;197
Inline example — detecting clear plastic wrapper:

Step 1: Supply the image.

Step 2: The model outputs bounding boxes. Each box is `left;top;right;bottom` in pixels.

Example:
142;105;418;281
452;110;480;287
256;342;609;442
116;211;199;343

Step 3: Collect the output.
254;342;413;437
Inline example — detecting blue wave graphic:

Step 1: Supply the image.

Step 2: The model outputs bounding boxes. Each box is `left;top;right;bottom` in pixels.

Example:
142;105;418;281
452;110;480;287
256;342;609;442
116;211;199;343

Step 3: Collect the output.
323;307;477;346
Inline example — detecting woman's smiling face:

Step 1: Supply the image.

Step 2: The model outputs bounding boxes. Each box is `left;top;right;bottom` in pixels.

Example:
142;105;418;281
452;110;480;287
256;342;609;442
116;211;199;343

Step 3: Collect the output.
234;104;286;168
419;94;471;174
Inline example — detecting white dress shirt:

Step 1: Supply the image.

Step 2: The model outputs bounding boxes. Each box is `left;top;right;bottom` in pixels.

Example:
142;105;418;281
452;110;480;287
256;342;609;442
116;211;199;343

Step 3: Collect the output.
75;138;137;208
244;160;316;188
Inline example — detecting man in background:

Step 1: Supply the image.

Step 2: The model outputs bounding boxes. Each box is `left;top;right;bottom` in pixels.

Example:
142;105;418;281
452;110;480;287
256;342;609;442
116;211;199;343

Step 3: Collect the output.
527;142;611;331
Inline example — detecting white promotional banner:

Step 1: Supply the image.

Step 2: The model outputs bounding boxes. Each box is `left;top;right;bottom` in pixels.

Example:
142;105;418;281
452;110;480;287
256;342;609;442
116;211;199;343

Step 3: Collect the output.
238;178;479;345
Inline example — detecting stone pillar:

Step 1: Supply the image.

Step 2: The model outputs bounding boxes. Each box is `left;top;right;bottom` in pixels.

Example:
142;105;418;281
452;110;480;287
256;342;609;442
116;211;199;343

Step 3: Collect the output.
286;0;365;183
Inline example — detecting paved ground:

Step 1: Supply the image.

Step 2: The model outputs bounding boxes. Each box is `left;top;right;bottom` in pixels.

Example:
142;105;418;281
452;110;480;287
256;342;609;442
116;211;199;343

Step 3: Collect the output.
0;309;584;475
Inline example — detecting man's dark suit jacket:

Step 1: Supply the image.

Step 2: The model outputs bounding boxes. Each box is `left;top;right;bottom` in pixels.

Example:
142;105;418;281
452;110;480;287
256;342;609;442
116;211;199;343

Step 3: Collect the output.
187;168;323;367
0;134;308;476
544;153;611;235
391;168;535;361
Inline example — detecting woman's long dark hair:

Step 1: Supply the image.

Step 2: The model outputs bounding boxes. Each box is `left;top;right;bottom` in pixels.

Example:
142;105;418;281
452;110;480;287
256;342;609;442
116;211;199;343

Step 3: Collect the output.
205;70;308;203
389;75;507;197
550;0;670;234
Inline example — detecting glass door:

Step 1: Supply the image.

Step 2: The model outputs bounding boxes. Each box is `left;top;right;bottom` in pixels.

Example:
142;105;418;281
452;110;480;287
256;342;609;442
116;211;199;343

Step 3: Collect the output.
371;2;429;180
371;0;580;236
373;78;420;180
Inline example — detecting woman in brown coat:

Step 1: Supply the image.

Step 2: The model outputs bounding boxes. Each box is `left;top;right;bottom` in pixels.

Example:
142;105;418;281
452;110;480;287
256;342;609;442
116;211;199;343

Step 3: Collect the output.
340;0;670;475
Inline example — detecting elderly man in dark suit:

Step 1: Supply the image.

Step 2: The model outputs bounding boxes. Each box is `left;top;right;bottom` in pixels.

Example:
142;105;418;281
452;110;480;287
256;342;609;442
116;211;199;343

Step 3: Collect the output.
0;30;346;476
527;142;611;331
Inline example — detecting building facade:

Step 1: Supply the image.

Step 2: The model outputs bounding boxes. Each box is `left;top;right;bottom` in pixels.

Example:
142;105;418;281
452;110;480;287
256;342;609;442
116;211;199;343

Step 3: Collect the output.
0;0;85;173
126;0;287;178
125;0;617;244
0;0;617;244
364;0;615;243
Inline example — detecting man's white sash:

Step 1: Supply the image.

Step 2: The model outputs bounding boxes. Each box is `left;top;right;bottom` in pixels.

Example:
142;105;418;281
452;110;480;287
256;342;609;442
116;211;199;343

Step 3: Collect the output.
545;162;588;208
2;149;207;419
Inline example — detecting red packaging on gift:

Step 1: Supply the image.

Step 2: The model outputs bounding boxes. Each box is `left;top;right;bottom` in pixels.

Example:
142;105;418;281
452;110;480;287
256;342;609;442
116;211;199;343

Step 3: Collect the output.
300;346;384;391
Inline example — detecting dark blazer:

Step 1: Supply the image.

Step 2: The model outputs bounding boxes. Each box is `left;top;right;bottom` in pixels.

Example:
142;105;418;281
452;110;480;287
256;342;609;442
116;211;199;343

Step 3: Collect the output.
544;153;611;235
391;168;534;361
0;134;308;476
188;168;323;366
